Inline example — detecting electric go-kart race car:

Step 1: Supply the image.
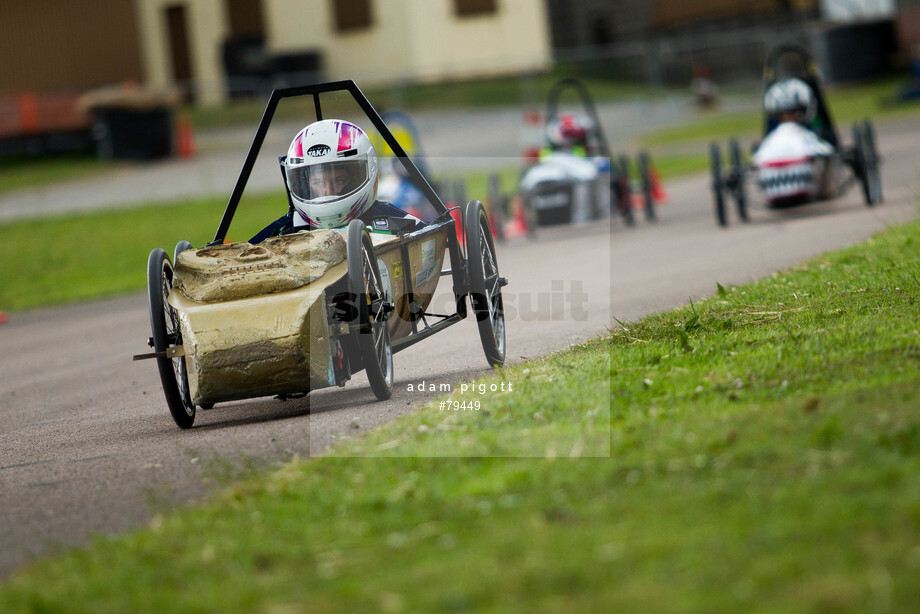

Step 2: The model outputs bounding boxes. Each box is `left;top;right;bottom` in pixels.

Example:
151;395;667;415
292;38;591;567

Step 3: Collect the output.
710;44;882;227
134;81;507;429
518;77;657;228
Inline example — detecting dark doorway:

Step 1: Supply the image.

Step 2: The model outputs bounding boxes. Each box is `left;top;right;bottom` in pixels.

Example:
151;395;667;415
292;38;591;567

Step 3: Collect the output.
226;0;265;37
166;5;193;101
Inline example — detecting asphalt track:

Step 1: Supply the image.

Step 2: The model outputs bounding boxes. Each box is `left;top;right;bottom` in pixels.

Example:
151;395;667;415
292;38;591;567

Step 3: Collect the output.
1;119;918;579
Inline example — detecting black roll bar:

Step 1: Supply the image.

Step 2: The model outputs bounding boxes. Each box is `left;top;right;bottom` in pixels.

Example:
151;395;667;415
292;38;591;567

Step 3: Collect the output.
545;77;611;158
210;80;447;245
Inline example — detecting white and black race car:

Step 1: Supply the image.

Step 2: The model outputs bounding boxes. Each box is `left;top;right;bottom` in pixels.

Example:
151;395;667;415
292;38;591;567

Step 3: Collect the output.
709;44;882;227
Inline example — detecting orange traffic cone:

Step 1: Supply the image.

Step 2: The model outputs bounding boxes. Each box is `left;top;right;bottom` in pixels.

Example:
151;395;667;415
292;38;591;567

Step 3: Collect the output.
503;195;529;238
19;92;40;134
175;112;196;158
449;205;464;247
0;312;8;325
485;200;501;241
650;167;668;203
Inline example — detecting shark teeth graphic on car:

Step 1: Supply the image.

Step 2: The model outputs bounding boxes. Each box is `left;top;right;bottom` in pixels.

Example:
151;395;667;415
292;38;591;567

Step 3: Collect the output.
756;162;816;200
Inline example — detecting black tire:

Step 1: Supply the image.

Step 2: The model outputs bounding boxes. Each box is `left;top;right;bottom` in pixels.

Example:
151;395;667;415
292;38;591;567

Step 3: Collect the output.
729;139;749;222
863;120;883;204
174;240;193;264
465;200;506;367
852;123;874;207
519;194;539;239
710;142;727;227
346;219;394;400
147;248;195;429
617;155;634;226
638;151;656;222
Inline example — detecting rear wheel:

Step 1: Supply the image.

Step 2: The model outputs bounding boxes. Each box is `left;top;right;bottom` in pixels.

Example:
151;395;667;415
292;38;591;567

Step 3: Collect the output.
853;123;871;206
346;219;394;400
710;142;727;227
465;200;506;367
638;151;656;222
862;120;882;204
729;139;748;222
147;248;195;429
616;155;634;226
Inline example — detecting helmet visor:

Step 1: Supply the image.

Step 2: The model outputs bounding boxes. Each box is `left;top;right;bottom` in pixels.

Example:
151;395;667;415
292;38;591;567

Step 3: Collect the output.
286;160;368;202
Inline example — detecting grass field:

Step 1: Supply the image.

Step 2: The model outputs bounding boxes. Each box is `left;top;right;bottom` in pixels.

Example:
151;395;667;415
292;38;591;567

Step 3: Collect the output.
642;78;920;146
0;154;107;194
185;73;660;130
0;192;285;312
3;210;920;612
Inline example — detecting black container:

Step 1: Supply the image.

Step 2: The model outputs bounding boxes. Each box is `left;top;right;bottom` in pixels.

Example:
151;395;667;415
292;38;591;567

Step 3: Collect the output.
91;107;173;161
812;19;897;83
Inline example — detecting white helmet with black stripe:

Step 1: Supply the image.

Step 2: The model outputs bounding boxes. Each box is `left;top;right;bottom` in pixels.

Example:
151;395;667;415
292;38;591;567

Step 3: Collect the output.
282;119;378;228
764;78;816;122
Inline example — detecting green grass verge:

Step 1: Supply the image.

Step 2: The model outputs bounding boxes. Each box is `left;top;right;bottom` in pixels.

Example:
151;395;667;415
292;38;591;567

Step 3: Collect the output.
3;210;920;612
0;154;107;196
643;152;710;181
642;77;920;147
0;192;287;312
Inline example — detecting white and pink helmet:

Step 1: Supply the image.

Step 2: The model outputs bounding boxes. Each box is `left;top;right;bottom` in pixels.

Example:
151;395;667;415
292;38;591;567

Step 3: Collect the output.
282;119;378;228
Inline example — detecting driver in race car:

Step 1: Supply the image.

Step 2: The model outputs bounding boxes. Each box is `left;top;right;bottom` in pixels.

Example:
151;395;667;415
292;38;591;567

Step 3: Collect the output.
250;119;425;243
763;78;836;148
542;112;590;158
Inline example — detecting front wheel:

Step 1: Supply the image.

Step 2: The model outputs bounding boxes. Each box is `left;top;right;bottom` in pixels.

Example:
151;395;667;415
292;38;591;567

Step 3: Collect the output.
710;142;727;227
853;123;872;206
174;240;193;264
638;151;656;222
862;120;883;204
147;248;195;429
346;219;394;400
465;200;506;367
616;155;634;226
729;139;748;222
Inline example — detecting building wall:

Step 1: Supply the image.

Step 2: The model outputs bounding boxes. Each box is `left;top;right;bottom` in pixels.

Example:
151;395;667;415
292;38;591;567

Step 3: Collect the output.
265;0;414;84
268;0;550;83
133;0;551;104
896;5;920;53
650;0;788;26
0;0;142;94
136;0;228;105
403;0;551;80
546;0;649;48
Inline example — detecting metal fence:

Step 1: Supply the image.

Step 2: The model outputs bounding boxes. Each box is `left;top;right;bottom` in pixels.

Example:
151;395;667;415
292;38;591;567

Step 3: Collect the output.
553;23;814;88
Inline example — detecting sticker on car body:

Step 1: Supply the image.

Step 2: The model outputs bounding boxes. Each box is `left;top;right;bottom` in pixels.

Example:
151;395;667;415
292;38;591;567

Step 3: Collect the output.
416;239;438;286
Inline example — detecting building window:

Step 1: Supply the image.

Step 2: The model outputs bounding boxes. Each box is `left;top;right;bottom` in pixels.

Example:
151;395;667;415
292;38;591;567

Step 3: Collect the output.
331;0;372;32
454;0;497;18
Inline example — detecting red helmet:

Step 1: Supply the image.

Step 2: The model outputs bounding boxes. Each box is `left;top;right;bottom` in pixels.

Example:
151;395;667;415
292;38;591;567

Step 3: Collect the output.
547;113;588;149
